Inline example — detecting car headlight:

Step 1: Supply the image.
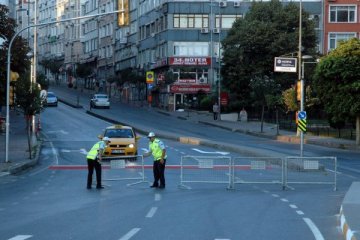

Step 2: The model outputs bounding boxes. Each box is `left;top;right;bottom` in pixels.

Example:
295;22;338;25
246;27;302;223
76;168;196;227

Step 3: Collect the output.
128;144;134;148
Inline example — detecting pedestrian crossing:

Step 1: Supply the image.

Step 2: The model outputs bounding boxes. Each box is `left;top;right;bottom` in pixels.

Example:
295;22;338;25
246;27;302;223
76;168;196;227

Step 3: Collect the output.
7;235;32;240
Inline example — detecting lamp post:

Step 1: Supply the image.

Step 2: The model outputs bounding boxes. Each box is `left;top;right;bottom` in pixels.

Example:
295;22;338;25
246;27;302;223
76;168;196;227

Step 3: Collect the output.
298;0;304;157
5;9;124;163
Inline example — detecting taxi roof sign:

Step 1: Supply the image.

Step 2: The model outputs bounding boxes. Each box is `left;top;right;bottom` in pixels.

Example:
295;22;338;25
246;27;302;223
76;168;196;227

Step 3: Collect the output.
274;57;297;73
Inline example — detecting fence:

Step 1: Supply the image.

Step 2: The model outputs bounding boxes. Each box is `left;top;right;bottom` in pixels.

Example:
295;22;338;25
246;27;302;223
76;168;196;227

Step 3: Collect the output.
284;156;337;191
103;155;150;186
179;156;232;189
179;156;337;191
231;157;284;188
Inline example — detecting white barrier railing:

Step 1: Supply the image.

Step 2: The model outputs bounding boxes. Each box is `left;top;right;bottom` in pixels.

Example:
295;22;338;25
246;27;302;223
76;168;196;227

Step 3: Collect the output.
231;157;284;189
179;156;337;190
179;156;232;189
103;155;150;186
284;156;337;191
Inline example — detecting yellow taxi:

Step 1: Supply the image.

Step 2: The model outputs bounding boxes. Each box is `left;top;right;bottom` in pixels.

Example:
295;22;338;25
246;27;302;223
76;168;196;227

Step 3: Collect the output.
99;125;140;159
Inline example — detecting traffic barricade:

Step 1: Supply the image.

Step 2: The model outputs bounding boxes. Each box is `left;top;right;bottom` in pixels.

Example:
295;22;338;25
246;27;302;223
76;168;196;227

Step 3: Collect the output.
231;157;284;189
179;155;232;189
284;156;337;190
102;155;150;186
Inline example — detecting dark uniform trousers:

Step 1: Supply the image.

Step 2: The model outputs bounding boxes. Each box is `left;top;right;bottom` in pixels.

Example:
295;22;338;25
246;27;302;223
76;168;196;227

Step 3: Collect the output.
153;159;166;187
87;159;102;188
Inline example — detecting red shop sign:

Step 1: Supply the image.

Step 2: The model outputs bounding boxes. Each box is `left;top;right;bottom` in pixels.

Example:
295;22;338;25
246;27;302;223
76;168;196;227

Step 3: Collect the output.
170;84;211;94
169;57;211;66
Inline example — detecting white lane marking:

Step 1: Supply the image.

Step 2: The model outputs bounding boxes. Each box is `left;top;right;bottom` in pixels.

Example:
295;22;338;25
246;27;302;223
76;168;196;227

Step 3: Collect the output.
215;239;230;240
192;148;230;155
8;235;33;240
262;190;269;193
289;204;298;209
146;207;158;218
12;202;19;206
281;198;289;202
180;152;186;155
296;210;304;215
119;228;141;240
155;194;161;201
303;218;325;240
272;194;279;198
47;130;69;135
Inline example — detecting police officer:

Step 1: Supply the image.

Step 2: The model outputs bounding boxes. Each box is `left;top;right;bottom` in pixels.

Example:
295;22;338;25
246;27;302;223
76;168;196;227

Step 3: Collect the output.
86;136;111;189
144;132;167;189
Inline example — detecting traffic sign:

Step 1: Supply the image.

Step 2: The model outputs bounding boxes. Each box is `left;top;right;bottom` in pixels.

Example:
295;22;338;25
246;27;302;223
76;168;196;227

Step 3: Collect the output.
298;111;307;120
146;71;154;83
274;57;297;73
298;119;307;132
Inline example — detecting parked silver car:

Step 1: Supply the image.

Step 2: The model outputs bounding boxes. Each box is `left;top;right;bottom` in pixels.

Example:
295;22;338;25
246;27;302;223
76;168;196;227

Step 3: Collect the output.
90;94;110;109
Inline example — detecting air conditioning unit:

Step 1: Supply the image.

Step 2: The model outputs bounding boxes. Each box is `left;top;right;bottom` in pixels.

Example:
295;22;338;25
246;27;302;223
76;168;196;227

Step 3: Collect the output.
219;1;227;7
234;1;240;7
201;28;209;34
199;77;208;83
151;33;155;37
213;28;220;34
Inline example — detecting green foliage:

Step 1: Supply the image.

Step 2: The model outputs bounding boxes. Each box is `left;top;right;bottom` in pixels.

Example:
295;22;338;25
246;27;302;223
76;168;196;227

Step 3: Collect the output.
36;72;49;90
0;4;31;106
76;63;93;79
313;38;360;123
199;96;213;111
282;87;298;112
14;74;44;116
40;58;63;75
221;0;317;105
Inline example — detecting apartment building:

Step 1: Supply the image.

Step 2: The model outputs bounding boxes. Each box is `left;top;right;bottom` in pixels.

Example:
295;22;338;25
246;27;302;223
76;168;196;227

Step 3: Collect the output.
323;0;360;53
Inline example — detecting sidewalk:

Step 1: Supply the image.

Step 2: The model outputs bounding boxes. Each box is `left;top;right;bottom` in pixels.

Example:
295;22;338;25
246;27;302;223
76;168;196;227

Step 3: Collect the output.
0;110;41;175
1;83;359;240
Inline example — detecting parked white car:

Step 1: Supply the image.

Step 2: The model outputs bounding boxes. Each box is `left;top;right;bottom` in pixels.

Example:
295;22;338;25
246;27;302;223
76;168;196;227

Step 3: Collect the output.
46;92;58;107
90;94;110;109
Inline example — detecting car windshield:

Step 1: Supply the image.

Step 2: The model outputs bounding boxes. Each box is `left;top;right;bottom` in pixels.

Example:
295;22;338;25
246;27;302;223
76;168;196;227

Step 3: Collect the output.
105;129;134;138
47;93;56;97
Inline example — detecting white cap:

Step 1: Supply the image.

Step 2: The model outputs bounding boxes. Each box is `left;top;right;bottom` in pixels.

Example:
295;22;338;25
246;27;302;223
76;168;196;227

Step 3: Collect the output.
147;132;155;138
102;137;111;142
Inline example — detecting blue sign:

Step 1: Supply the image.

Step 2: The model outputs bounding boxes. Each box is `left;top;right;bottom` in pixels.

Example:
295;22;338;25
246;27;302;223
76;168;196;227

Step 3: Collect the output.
147;83;154;90
298;111;307;120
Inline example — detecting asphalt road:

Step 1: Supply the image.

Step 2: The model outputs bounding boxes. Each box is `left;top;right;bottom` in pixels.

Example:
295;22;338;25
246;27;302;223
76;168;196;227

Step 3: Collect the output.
1;102;356;239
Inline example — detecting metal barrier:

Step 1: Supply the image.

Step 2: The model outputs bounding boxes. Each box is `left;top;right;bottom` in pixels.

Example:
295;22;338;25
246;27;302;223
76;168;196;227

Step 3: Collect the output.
231;157;284;189
179;156;232;189
103;155;150;186
284;156;337;191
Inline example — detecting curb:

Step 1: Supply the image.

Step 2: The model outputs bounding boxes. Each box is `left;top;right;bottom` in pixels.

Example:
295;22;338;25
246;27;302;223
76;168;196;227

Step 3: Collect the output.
339;206;357;240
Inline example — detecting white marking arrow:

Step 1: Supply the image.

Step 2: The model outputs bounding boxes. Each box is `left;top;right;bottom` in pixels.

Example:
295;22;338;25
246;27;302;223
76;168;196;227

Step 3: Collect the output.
192;148;229;155
60;149;88;155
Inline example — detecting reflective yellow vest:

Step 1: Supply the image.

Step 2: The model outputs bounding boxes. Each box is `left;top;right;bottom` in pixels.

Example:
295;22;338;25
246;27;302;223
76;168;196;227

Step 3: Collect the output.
87;141;102;160
149;139;167;161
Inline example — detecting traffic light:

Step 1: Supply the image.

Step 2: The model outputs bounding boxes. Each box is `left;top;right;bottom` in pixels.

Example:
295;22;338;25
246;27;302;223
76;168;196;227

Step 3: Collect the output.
296;80;301;101
10;71;19;82
118;0;129;26
9;86;15;106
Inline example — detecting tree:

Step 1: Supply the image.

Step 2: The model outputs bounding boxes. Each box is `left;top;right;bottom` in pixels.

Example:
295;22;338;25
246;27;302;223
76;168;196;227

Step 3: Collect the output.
15;73;45;158
313;38;360;145
76;63;93;79
39;58;63;85
221;0;317;107
0;4;30;107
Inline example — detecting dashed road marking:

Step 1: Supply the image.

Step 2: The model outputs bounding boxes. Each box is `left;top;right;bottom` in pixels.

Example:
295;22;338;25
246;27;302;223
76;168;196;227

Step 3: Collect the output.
8;235;33;240
155;193;161;201
271;194;279;198
289;204;298;209
303;218;325;240
296;210;304;215
119;228;141;240
146;207;158;218
281;198;289;202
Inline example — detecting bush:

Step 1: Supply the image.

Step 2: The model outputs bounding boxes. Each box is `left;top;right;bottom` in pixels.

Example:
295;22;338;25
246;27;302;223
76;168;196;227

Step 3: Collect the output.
199;96;213;111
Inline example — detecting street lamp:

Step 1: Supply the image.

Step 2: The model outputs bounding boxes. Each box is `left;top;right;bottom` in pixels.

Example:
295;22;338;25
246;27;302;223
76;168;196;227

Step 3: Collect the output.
5;9;124;163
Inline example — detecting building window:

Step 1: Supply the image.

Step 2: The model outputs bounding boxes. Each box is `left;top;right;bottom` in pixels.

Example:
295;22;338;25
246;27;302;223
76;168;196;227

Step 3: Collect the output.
329;5;356;23
328;33;356;50
173;42;209;56
173;14;209;28
216;14;243;29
